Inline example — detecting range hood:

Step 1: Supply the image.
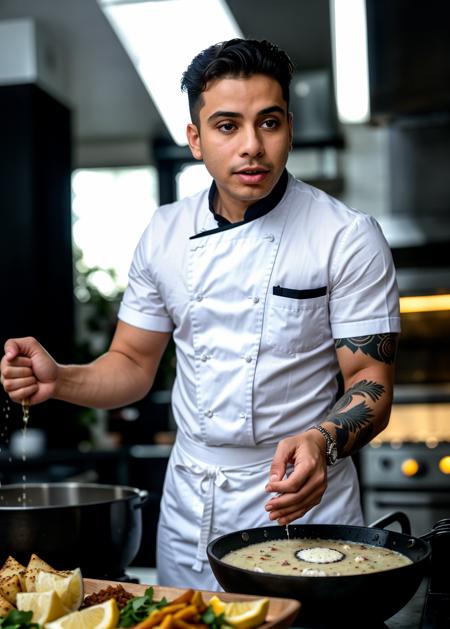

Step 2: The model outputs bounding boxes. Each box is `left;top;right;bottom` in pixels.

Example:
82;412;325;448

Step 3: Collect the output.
378;214;450;296
378;215;450;250
376;115;450;296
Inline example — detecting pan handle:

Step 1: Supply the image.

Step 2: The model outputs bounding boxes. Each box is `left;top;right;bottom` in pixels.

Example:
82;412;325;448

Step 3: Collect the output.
133;489;151;509
368;511;411;535
420;518;450;542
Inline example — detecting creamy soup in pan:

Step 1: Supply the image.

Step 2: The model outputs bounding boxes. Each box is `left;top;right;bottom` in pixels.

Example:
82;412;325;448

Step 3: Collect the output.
221;538;412;576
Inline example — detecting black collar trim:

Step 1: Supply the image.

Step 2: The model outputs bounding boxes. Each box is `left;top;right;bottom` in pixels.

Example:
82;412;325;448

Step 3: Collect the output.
190;169;288;240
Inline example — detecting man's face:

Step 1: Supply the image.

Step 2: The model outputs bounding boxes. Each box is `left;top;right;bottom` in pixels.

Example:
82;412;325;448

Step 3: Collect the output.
186;74;293;217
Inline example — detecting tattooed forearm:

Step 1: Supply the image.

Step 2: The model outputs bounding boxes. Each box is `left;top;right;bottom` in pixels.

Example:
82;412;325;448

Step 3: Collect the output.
326;379;386;456
335;334;398;364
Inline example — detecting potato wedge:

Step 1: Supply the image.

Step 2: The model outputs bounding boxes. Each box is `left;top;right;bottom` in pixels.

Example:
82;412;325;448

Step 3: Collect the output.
0;555;26;577
0;556;27;592
0;573;22;604
25;554;58;592
0;592;15;618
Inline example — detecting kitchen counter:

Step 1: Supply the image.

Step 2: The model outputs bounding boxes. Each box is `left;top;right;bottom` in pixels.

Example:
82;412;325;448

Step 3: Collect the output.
291;577;429;628
384;577;428;628
128;568;433;629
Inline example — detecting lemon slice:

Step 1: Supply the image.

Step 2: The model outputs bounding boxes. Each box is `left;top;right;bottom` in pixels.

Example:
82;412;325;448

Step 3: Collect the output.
209;595;227;615
44;598;119;629
35;568;84;611
223;598;269;629
16;590;69;625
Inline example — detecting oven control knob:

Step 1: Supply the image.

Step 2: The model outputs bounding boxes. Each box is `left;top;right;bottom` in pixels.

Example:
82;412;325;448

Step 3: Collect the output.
438;455;450;475
401;458;422;477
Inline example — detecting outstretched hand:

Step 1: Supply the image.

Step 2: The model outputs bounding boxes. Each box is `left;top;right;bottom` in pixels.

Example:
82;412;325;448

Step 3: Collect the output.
265;430;328;525
1;337;58;405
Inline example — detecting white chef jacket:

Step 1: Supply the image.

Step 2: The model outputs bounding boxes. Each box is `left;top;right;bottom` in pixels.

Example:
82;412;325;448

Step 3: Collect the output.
118;171;401;589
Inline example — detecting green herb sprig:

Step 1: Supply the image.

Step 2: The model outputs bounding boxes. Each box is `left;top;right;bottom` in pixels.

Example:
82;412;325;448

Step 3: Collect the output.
201;606;228;629
0;610;40;629
118;586;168;627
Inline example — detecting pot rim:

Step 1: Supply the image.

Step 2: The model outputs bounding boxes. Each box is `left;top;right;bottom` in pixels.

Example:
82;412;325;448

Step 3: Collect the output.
207;522;431;581
0;481;147;510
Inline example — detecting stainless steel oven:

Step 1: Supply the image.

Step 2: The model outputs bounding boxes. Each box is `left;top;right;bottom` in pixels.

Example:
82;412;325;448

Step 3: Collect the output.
360;401;450;537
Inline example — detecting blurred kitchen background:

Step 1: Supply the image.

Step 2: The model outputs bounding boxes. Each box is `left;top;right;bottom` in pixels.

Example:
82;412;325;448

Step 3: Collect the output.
0;0;449;564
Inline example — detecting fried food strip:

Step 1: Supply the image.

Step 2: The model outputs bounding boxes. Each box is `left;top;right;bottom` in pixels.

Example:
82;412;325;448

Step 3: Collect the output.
173;604;199;621
191;591;207;613
134;612;173;629
134;604;186;629
169;589;195;606
173;619;207;629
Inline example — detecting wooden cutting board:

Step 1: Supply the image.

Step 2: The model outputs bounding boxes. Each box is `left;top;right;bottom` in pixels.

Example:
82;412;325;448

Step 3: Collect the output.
83;578;301;629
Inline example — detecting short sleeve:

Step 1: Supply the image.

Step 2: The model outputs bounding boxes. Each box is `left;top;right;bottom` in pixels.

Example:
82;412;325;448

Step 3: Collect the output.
329;214;401;338
118;223;174;333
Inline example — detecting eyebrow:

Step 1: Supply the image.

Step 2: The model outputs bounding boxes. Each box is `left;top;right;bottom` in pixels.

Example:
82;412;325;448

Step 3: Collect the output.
207;105;286;124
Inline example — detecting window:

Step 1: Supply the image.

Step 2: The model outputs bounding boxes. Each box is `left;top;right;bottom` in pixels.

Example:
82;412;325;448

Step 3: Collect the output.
71;166;158;299
176;163;212;200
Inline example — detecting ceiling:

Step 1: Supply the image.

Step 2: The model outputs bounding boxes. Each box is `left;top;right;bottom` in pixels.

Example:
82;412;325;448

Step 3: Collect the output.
0;0;332;143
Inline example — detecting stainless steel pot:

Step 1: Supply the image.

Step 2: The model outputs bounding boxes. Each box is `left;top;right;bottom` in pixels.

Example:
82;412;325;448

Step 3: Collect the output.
0;482;149;578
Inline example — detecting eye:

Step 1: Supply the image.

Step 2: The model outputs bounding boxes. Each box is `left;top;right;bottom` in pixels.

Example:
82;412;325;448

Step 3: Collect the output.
217;122;236;133
261;118;280;129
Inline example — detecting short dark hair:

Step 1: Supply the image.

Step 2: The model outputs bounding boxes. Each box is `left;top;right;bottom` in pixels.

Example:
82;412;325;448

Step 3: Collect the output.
181;38;294;125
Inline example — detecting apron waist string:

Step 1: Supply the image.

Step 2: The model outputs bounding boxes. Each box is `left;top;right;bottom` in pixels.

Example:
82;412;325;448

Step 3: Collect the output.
176;430;277;466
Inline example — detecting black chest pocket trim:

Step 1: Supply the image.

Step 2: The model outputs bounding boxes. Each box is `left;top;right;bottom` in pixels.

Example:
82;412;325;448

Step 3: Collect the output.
273;285;327;299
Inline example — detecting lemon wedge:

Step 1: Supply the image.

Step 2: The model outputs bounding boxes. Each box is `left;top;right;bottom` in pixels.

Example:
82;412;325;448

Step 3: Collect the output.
222;598;269;629
35;568;84;612
16;590;69;625
209;595;227;615
44;598;119;629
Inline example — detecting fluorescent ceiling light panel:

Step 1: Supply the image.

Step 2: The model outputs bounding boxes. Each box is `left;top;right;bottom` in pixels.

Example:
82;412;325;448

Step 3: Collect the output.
330;0;370;123
98;0;242;146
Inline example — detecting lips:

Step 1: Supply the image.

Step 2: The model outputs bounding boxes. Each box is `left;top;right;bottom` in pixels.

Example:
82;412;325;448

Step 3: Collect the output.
235;167;269;175
234;167;270;184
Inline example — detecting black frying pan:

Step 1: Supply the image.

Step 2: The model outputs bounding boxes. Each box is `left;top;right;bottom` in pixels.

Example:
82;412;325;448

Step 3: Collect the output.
207;513;437;627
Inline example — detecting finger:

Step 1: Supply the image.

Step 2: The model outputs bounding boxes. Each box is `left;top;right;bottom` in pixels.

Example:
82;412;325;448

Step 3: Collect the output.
267;489;321;519
8;384;39;404
266;439;297;491
5;357;33;368
267;462;316;495
266;475;306;495
276;508;309;526
266;472;326;512
3;376;38;394
266;487;309;514
4;337;38;361
2;365;34;380
4;340;21;361
268;490;323;524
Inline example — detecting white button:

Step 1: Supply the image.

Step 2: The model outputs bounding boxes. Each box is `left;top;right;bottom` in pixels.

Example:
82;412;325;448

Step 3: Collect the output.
204;410;213;418
239;412;247;419
245;355;252;363
253;296;260;304
200;353;208;362
264;233;275;242
195;293;203;301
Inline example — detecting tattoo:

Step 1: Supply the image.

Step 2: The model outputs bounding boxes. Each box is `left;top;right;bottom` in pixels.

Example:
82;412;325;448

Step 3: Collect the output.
326;379;386;454
335;334;397;364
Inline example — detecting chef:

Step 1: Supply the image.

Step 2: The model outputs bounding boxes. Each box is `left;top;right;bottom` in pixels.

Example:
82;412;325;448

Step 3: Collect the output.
1;38;400;591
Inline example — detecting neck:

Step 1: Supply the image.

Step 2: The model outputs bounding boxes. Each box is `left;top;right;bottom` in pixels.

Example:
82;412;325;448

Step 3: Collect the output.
215;200;246;223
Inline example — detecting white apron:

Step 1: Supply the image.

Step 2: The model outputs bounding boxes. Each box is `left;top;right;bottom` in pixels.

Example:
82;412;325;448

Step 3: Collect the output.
155;199;363;589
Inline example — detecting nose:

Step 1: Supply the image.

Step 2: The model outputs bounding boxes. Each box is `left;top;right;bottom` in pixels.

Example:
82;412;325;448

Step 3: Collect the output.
239;126;264;158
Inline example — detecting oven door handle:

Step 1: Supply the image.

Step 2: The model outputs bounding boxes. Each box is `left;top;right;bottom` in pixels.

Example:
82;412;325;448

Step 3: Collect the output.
368;511;411;534
372;493;450;507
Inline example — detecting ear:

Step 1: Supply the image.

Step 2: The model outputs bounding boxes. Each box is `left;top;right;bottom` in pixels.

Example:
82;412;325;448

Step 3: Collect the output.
288;111;294;150
186;123;203;160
